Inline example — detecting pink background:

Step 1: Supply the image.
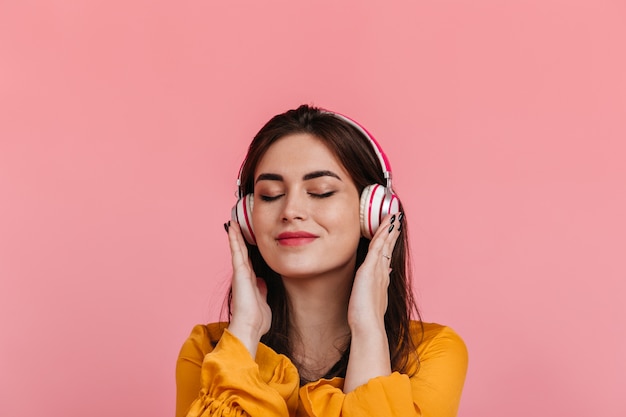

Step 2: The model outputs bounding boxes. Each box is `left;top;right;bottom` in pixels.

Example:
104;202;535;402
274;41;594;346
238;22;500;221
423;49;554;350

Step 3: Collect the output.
1;1;625;416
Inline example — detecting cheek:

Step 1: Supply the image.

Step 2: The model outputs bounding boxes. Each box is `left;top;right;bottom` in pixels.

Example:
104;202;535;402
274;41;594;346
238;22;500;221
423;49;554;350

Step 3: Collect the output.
330;197;362;240
251;201;274;232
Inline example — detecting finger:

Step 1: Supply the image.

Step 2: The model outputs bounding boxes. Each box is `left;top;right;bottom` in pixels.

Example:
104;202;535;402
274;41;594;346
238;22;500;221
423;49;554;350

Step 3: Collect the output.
225;221;243;264
355;214;394;275
369;213;402;271
226;221;253;276
381;213;402;258
368;213;400;255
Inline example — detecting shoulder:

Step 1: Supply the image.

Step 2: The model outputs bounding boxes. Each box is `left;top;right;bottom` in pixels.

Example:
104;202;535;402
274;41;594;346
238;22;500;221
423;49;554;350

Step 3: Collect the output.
409;320;466;345
409;320;468;364
404;322;468;415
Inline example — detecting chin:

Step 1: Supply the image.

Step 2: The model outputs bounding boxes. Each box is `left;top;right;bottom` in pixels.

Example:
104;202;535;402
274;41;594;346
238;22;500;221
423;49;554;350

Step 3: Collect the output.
269;258;356;281
270;265;320;280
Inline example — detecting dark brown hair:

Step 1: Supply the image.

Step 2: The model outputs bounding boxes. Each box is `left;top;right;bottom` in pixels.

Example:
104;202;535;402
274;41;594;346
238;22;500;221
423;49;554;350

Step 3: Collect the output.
227;104;422;381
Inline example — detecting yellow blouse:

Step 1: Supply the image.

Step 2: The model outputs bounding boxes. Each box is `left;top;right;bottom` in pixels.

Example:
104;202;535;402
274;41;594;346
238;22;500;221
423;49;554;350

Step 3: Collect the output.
176;321;467;417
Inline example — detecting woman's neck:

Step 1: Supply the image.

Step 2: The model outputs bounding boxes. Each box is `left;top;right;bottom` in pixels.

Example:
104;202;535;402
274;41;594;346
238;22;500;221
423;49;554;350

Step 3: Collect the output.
282;268;352;331
281;269;353;380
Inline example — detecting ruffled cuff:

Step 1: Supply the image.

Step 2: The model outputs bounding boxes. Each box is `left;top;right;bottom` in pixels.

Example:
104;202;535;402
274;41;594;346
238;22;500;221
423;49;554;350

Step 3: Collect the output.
343;372;418;416
189;329;299;417
299;377;344;416
300;372;419;417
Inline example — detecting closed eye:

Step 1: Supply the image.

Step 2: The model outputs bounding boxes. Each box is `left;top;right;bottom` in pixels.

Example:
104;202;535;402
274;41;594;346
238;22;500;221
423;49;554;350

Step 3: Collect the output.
309;191;336;199
259;194;284;202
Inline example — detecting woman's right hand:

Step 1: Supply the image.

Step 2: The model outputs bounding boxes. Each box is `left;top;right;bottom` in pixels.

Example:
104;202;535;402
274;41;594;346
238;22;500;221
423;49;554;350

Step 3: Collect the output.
224;221;272;358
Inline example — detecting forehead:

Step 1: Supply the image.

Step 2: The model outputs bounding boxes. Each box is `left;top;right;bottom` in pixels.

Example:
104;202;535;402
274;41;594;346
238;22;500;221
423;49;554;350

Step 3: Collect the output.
255;133;349;177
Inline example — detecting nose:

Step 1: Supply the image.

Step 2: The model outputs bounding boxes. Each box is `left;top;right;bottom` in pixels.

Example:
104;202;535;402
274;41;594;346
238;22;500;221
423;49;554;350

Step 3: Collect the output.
281;190;308;222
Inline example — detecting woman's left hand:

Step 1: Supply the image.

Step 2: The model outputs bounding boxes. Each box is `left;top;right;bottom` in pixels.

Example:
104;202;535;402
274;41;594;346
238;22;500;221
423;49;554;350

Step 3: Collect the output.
344;212;402;392
347;212;402;332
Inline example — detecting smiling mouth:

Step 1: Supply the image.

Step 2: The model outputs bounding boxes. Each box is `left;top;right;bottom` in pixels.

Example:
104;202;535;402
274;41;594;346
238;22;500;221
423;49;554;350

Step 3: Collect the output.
276;232;318;246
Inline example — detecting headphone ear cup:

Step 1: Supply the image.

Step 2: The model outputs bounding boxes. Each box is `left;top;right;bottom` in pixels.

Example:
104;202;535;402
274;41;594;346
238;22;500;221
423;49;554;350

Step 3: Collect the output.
231;193;256;245
359;184;400;239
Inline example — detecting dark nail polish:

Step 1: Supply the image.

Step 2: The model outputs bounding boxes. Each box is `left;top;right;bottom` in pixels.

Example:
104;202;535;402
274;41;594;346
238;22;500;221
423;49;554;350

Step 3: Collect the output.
398;213;404;223
390;214;396;224
224;222;229;233
388;224;394;233
397;225;403;233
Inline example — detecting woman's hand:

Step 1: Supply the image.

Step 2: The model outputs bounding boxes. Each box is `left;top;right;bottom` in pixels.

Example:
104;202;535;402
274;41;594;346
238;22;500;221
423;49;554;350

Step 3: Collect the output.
344;213;402;392
347;212;402;331
224;221;272;359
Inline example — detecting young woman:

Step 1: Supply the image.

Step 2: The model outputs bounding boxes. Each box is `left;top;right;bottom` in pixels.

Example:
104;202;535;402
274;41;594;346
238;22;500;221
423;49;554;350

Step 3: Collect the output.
176;105;468;417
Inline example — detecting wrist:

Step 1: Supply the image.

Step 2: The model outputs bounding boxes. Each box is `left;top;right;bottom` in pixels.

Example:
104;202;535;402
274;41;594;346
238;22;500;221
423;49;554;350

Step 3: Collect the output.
350;325;387;348
344;326;391;392
349;315;386;336
227;322;263;358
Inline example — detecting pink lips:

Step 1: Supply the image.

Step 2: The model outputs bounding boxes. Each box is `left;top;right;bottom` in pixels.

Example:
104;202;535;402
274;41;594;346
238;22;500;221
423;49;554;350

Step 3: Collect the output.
276;231;318;246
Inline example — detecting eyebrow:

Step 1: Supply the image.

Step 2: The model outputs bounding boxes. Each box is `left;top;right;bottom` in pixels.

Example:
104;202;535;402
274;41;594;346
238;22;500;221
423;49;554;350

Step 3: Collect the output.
255;170;342;184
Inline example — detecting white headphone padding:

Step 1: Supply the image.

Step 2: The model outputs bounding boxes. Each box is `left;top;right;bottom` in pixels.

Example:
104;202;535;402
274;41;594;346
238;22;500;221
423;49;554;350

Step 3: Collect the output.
231;193;256;245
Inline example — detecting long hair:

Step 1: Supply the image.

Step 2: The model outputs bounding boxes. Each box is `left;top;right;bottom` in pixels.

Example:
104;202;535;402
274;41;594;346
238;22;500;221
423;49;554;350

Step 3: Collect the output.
227;104;422;380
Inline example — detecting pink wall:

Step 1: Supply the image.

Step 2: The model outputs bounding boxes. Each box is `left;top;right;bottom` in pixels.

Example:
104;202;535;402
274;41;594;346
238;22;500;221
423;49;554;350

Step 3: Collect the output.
1;1;625;416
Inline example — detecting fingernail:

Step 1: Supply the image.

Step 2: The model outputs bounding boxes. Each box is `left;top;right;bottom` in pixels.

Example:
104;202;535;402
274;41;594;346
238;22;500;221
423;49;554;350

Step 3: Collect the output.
397;225;402;233
390;214;396;224
224;222;229;233
398;212;404;223
388;224;394;233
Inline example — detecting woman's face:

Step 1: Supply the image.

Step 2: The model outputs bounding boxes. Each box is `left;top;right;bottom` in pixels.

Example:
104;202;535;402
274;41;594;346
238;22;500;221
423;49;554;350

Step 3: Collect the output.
252;133;362;280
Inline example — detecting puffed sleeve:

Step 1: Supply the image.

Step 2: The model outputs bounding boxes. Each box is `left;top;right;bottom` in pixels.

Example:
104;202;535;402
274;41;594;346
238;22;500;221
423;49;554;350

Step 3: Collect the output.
176;325;300;417
299;324;468;417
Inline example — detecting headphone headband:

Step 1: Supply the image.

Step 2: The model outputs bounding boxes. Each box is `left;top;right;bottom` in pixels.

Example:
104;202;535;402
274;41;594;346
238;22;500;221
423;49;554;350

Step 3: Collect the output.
236;109;393;197
323;110;393;192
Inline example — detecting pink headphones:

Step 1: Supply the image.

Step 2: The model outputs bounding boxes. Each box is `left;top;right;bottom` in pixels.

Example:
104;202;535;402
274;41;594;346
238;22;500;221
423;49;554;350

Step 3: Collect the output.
231;110;400;245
